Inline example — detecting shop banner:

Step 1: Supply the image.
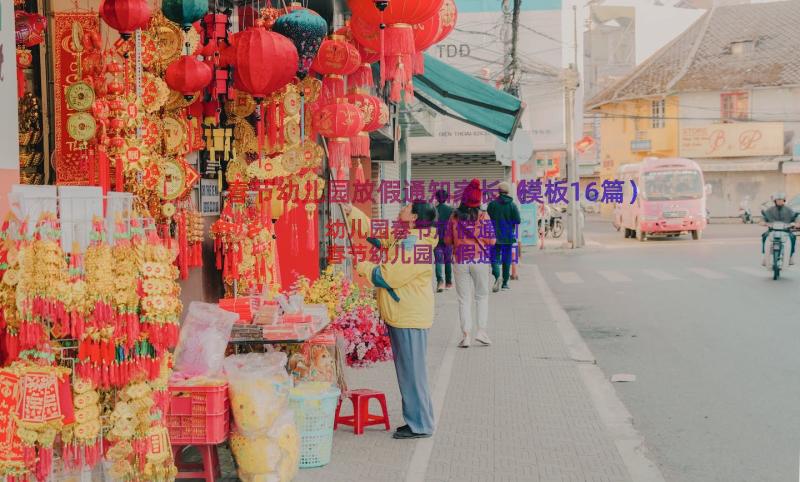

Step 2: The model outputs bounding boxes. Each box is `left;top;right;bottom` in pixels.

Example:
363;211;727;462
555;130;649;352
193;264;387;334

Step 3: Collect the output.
679;122;784;158
53;13;99;185
0;371;24;472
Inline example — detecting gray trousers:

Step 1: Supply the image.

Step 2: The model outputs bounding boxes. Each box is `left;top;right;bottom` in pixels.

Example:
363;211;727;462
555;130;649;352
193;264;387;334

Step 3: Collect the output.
387;325;435;435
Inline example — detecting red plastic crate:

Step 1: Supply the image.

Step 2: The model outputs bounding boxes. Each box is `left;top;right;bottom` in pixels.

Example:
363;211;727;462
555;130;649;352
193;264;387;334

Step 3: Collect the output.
167;384;230;445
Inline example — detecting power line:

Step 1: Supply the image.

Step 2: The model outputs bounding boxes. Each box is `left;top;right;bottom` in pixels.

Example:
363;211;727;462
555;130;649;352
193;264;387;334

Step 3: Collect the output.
591;111;800;122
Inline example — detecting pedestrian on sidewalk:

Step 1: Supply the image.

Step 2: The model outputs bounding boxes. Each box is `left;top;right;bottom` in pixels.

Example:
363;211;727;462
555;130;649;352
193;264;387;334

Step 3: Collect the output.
434;189;454;292
487;182;521;292
343;201;438;440
445;179;496;348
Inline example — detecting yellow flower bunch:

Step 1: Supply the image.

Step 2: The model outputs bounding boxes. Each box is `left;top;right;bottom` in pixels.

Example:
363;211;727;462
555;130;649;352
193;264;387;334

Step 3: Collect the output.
295;267;345;318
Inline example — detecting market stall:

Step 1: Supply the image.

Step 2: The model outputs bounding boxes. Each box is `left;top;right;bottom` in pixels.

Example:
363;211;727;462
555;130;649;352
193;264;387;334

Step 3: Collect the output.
2;0;458;479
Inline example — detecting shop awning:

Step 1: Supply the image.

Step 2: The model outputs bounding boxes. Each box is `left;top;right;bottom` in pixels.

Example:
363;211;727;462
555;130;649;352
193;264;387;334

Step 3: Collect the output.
412;54;525;141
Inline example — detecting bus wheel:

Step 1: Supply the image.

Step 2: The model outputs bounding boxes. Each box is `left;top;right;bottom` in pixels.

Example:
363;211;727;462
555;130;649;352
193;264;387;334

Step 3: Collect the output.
692;230;702;240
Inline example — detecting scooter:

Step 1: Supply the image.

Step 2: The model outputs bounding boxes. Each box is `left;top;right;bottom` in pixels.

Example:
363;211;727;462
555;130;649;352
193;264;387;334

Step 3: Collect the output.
739;197;753;224
764;221;792;280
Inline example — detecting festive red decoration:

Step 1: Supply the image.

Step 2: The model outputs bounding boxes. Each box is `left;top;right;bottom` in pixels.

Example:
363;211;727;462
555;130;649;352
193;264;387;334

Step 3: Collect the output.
229;27;299;98
100;0;153;40
349;14;413;101
313;100;364;180
15;11;47;48
165;55;212;98
348;0;444;25
413;0;457;74
311;35;362;104
346;91;387;180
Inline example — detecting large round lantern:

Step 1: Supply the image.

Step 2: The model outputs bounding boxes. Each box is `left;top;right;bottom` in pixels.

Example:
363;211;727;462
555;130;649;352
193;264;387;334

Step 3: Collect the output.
165;55;212;98
313;100;364;180
100;0;152;40
413;0;457;74
349;13;414;101
348;0;444;25
230;28;299;98
311;35;362;104
346;91;388;181
272;8;328;79
162;0;208;30
336;24;380;90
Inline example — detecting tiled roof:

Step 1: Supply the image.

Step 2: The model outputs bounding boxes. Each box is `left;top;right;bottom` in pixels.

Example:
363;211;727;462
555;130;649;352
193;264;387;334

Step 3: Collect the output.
587;1;800;108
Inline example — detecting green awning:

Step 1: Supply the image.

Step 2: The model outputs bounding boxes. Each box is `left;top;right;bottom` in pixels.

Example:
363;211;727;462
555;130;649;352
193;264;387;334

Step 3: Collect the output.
412;54;524;141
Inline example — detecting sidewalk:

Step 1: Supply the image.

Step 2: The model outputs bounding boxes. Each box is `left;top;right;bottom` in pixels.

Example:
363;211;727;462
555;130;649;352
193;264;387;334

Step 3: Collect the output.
293;264;663;482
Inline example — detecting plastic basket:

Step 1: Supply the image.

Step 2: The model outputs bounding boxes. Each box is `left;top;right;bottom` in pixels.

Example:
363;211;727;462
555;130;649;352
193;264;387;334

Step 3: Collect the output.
289;386;341;468
167;384;230;445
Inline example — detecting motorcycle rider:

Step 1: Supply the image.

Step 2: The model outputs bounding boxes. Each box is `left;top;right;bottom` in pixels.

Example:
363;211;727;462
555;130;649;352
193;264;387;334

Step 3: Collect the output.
761;192;799;265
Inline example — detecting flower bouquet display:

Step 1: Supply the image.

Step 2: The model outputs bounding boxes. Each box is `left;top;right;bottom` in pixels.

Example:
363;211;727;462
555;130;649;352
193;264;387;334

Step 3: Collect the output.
295;268;392;368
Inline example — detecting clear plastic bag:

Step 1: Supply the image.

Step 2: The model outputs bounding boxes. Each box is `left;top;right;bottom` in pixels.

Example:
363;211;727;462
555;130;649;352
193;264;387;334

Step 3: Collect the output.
224;353;292;433
173;302;238;378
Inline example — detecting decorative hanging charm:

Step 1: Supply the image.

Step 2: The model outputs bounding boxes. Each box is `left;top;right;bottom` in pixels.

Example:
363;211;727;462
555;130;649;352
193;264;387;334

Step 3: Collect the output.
100;0;153;40
271;8;328;80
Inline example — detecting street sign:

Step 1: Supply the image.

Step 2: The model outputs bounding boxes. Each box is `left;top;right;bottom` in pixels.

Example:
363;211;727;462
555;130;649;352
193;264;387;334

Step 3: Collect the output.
199;178;220;216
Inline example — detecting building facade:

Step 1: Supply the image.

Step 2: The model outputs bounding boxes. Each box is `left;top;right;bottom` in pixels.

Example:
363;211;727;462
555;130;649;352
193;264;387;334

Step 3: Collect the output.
588;1;800;218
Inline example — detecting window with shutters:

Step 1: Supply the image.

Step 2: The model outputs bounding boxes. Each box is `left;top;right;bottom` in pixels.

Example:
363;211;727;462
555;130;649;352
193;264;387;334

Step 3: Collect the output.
721;92;749;121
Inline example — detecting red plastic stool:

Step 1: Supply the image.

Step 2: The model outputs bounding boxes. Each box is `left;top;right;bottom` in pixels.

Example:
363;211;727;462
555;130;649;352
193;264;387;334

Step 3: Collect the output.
334;389;391;435
173;444;221;481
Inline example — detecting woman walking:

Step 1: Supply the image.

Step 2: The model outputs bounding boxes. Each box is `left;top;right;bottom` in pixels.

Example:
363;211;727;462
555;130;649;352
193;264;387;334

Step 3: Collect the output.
445;179;496;348
343;201;439;439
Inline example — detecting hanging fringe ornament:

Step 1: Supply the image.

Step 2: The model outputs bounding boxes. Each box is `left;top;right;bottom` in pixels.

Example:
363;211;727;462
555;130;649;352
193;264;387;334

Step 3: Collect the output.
305;203;316;251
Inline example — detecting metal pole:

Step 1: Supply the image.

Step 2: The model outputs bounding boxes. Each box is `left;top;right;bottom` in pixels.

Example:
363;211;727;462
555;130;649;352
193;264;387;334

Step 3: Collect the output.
565;70;578;248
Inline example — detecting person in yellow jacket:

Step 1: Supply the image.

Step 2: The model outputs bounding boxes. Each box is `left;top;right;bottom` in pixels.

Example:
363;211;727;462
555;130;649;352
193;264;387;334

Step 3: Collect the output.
343;200;437;439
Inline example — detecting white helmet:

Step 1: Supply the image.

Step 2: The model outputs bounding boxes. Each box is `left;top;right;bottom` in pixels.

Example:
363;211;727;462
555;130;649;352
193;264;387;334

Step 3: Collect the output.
771;192;787;202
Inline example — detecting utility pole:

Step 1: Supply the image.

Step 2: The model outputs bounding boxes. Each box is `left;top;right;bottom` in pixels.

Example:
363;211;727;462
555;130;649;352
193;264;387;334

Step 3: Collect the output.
566;4;583;248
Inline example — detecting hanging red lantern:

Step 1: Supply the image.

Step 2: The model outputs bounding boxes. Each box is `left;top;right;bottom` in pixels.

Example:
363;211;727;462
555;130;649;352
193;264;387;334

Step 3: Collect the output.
229;27;299;98
434;0;458;44
350;12;420;102
348;0;443;25
165;55;212;99
311;35;362;104
100;0;152;40
337;24;380;90
313;100;364;180
346;91;388;181
413;0;457;75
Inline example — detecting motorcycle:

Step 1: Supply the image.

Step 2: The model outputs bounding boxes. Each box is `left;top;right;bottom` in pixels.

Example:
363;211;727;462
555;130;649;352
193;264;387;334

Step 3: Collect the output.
739;197;753;224
764;221;793;280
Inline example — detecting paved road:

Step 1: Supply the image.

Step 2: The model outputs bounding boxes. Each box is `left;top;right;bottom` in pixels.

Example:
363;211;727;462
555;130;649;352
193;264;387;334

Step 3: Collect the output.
529;217;800;482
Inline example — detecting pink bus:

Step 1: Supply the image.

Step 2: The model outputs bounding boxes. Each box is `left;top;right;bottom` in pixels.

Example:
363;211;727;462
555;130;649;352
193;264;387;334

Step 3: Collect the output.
613;157;709;241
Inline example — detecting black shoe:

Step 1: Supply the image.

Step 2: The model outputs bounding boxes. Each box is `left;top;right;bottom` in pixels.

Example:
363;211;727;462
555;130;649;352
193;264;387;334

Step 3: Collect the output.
394;424;411;434
392;429;432;439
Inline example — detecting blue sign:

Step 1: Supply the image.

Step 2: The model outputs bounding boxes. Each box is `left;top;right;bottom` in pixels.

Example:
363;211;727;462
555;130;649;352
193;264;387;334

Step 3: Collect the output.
519;202;538;246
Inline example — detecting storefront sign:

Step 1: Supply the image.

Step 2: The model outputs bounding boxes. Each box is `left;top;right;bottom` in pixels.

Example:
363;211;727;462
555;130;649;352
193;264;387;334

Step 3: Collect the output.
679;122;784;158
199;178;220;216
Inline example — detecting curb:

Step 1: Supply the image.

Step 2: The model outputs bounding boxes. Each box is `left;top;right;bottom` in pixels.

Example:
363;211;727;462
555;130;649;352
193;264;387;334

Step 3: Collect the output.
532;265;666;482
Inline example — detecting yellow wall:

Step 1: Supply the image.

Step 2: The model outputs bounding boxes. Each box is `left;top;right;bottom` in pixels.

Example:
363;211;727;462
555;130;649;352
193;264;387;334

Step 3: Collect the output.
595;96;680;217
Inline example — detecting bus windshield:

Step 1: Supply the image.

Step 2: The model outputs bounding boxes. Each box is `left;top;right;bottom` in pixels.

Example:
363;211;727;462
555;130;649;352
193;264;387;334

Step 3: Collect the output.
643;170;703;201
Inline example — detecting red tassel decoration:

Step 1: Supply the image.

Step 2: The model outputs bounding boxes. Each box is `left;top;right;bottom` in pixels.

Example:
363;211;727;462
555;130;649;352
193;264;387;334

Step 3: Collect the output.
328;138;351;180
355;160;366;184
348;63;375;90
350;132;371;159
412;51;425;76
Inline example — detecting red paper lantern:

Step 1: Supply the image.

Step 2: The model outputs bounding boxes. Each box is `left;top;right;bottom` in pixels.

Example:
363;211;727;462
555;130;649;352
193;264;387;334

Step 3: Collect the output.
346;91;388;181
349;14;415;101
348;0;444;25
100;0;152;40
337;24;380;90
311;35;362;104
434;0;458;44
229;27;299;98
165;55;212;98
313;100;364;179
